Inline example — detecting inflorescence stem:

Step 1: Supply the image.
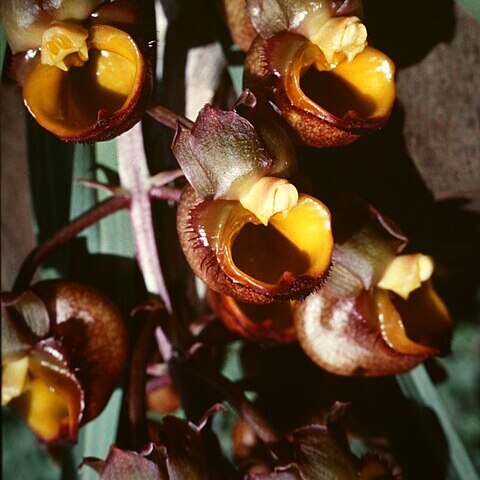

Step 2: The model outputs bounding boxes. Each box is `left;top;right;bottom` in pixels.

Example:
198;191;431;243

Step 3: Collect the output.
128;312;161;450
10;182;181;294
116;123;174;313
13;194;130;292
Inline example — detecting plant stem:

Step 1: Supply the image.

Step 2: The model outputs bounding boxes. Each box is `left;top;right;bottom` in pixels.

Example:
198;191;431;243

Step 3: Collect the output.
147;103;194;130
13;195;130;292
116;123;173;314
128;312;160;450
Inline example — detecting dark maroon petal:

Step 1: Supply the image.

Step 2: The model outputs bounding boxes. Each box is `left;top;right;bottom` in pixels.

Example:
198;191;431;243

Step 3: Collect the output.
84;445;166;480
159;416;210;479
172;104;272;200
332;195;408;291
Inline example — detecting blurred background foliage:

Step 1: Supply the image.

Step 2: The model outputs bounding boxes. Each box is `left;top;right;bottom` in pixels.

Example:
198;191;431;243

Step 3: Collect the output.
1;0;479;478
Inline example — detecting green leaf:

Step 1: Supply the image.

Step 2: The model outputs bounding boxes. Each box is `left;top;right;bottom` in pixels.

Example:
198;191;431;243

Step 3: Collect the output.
458;0;480;22
76;389;124;480
0;25;6;76
397;365;479;480
227;65;244;97
70;141;133;255
437;323;480;472
2;408;61;480
26;124;74;280
221;340;245;382
67;142;135;478
68;141;136;312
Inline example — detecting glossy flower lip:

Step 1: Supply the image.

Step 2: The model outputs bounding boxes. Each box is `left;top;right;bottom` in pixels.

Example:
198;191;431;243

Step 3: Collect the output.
295;254;452;376
294;196;451;376
9;340;84;444
244;31;396;147
374;254;451;355
177;186;333;304
208;289;297;343
1;0;152;142
23;24;149;142
296;288;426;377
2;280;128;444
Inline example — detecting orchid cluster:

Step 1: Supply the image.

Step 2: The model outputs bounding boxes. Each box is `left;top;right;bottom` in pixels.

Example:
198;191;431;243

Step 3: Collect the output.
1;0;455;478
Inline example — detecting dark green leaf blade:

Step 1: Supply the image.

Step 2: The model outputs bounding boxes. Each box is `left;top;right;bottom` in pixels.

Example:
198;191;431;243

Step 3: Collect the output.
397;366;479;480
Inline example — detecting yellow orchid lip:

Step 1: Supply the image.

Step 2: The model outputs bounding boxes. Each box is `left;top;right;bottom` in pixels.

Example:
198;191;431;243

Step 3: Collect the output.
374;254;452;355
296;45;396;124
295;289;428;377
227;196;331;289
387;280;452;355
295;263;452;377
7;344;84;444
244;32;396;147
23;24;149;142
373;288;438;356
177;186;333;304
